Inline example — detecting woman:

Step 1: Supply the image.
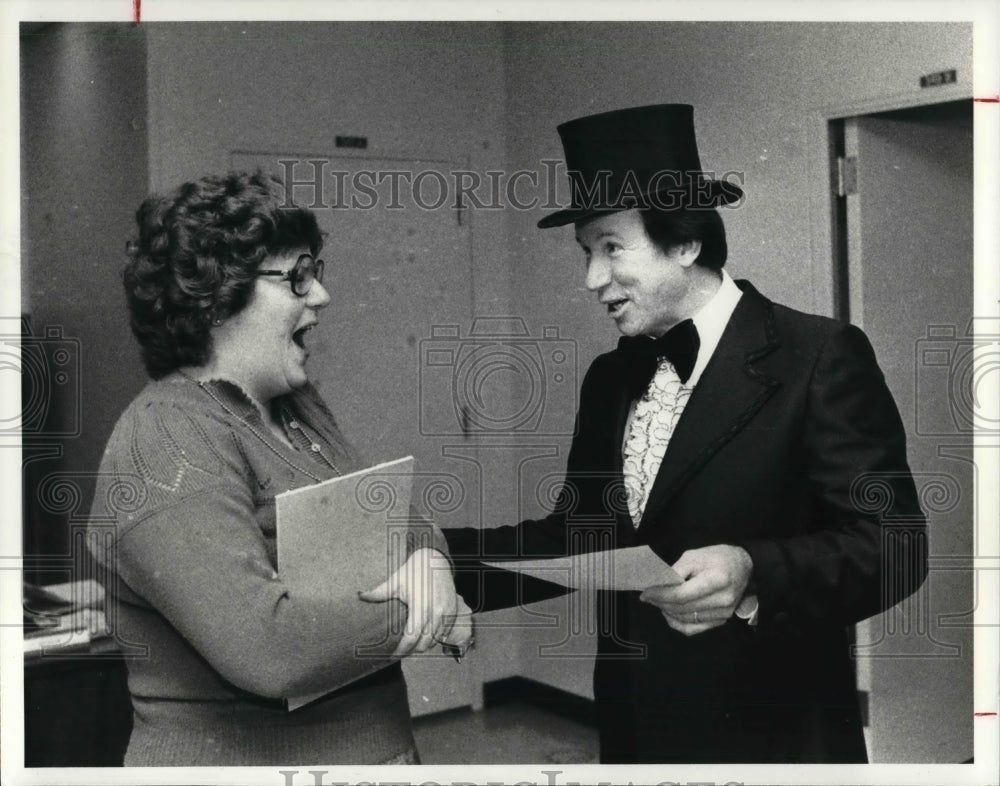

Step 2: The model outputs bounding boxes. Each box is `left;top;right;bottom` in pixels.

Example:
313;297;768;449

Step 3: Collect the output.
87;171;468;766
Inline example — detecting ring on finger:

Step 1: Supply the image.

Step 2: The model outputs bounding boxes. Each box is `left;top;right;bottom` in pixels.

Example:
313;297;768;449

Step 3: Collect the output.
693;610;699;623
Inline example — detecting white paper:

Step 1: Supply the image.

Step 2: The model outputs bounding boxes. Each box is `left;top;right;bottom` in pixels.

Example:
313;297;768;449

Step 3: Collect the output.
483;544;682;591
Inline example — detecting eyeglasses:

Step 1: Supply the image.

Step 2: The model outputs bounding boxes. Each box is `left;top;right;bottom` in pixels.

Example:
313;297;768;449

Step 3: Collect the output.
257;253;325;297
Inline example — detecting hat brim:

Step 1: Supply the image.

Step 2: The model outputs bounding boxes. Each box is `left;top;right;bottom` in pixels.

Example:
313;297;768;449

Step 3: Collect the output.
536;179;744;229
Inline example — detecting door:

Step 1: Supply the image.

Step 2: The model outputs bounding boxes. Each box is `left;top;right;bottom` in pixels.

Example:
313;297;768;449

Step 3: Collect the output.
232;151;478;716
838;99;974;762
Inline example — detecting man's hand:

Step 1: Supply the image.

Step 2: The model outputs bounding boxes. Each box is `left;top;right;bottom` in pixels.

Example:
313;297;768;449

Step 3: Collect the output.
639;544;753;637
359;547;458;657
441;597;475;661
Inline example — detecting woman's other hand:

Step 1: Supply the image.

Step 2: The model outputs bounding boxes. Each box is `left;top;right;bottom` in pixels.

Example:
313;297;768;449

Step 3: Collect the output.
360;547;458;657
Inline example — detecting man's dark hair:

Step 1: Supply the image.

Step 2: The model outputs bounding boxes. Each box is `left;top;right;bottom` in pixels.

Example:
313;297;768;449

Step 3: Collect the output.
123;170;323;379
639;207;728;270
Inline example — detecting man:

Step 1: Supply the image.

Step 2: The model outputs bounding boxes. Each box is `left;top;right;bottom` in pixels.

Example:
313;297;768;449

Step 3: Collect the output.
445;104;927;763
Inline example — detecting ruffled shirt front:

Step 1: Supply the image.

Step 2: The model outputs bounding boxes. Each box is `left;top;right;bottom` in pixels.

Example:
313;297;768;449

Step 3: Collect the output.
623;270;743;526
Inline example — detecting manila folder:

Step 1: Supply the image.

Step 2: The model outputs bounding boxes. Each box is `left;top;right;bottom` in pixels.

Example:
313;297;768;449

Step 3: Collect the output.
276;455;414;709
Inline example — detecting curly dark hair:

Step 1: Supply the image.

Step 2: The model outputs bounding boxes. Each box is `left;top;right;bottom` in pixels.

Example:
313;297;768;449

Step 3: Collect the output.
124;171;323;379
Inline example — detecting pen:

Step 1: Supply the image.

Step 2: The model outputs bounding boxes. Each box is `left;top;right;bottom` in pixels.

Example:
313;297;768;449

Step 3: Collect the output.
442;638;474;663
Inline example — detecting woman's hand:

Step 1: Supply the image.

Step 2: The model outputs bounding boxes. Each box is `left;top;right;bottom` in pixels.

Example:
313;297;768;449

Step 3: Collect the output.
360;547;459;657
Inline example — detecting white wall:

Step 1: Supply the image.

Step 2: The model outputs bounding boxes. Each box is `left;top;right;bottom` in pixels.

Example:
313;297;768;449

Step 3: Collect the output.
146;21;512;315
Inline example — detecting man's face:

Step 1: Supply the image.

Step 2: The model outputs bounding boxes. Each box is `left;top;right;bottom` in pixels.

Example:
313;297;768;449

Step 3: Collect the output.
575;209;696;338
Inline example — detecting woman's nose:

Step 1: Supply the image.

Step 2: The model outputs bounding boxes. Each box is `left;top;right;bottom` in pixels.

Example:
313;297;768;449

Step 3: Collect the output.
584;257;611;291
307;279;332;308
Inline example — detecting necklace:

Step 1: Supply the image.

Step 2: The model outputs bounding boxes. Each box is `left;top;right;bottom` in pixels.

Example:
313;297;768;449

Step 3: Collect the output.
183;373;341;480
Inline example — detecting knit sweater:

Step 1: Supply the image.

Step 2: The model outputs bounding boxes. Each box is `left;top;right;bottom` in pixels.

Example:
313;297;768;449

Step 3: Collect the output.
87;372;445;765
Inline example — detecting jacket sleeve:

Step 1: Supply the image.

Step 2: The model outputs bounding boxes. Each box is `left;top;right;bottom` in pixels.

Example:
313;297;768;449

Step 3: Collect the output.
735;323;928;629
443;360;614;612
101;403;408;700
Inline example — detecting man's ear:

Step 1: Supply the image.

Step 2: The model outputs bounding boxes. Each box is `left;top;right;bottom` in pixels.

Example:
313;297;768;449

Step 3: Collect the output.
675;240;703;268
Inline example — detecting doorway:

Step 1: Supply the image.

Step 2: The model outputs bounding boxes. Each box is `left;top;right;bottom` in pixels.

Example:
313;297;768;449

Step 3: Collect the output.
830;99;974;762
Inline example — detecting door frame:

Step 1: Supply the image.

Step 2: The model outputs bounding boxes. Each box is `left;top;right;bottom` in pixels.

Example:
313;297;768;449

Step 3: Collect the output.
804;81;972;320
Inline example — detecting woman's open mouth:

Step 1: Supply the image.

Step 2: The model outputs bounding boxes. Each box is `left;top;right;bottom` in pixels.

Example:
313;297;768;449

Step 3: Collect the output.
292;324;314;350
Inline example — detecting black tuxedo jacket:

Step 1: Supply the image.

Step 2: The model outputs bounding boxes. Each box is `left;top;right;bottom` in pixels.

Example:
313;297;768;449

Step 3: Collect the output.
446;280;927;763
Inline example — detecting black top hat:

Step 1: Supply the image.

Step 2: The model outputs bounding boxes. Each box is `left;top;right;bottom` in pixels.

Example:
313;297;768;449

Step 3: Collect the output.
537;104;743;228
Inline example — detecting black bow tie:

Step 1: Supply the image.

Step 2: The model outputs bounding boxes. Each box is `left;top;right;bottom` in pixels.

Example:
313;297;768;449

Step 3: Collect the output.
617;319;700;397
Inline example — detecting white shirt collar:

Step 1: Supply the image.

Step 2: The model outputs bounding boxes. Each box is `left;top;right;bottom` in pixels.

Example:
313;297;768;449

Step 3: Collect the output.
687;269;742;387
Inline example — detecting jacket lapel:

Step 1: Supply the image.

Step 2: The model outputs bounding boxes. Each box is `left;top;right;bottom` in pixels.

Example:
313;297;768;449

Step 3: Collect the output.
603;355;640;544
636;281;781;530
